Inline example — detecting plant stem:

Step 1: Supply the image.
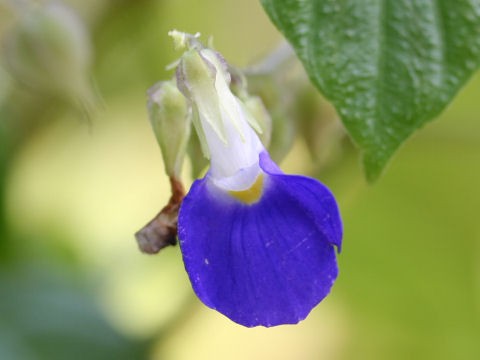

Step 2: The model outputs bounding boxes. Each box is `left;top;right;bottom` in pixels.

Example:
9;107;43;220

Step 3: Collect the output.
135;177;186;254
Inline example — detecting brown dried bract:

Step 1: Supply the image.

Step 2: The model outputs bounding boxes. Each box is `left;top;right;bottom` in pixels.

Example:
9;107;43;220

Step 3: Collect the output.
135;177;185;254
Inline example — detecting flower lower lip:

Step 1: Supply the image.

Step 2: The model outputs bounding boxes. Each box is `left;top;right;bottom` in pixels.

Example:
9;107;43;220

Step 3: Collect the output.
178;151;342;327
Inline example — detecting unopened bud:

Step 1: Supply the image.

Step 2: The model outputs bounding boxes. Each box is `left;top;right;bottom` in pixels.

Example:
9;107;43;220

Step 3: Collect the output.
147;80;191;178
187;128;209;179
269;111;296;163
3;2;93;106
228;65;272;149
242;96;272;148
244;73;297;163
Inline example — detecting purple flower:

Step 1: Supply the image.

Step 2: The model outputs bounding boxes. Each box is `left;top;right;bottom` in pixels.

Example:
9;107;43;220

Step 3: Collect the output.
172;31;342;327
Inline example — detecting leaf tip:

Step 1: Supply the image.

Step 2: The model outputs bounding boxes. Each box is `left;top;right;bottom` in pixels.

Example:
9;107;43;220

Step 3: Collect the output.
362;151;389;184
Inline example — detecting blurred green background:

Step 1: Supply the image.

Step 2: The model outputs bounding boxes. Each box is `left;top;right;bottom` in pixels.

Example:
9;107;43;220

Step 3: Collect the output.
0;0;479;359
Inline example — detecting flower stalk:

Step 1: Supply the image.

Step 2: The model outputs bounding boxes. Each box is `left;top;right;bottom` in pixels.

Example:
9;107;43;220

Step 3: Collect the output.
135;177;185;254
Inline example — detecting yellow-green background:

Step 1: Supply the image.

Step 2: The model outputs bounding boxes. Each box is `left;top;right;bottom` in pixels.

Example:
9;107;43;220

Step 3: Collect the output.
1;0;479;359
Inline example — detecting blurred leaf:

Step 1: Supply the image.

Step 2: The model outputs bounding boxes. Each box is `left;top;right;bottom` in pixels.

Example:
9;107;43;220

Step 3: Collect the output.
0;266;147;360
260;0;480;181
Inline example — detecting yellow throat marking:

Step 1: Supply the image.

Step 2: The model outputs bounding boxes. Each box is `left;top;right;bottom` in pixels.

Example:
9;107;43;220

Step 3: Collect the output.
228;174;264;204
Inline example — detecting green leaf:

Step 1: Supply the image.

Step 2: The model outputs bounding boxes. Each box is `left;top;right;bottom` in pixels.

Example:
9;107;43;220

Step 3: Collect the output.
261;0;480;181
